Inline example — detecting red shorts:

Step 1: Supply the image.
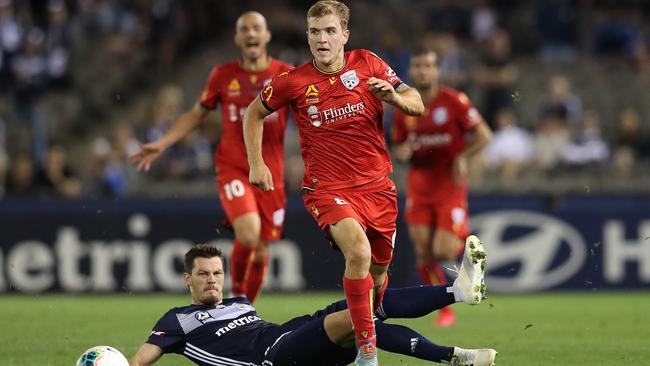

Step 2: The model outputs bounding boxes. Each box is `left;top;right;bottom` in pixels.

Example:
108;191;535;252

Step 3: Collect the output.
216;171;286;241
404;196;469;239
303;177;398;266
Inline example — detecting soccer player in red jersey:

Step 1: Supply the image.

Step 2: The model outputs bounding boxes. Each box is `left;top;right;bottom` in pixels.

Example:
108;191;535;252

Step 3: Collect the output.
392;48;492;327
243;2;424;365
129;12;292;303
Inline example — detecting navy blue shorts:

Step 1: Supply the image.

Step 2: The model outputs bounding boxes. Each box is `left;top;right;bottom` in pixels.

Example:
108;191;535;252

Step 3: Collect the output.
263;300;355;366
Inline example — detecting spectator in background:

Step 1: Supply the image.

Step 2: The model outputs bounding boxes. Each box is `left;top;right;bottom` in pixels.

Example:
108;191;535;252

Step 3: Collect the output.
538;75;582;129
0;0;22;93
4;154;38;197
536;0;578;61
478;107;533;186
560;110;610;169
11;27;49;164
594;9;638;55
45;0;72;87
471;0;498;44
474;29;518;129
33;143;82;197
533;114;570;172
612;108;650;176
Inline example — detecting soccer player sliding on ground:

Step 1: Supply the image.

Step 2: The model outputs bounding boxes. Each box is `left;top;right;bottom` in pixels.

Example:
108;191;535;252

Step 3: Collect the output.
129;239;497;366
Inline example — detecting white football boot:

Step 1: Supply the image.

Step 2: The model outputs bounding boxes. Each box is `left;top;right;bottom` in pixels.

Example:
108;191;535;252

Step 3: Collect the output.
450;347;497;366
452;235;487;305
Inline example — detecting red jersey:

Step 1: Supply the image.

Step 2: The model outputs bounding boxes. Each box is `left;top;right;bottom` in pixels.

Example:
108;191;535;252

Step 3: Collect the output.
392;86;482;203
260;49;402;191
200;59;293;188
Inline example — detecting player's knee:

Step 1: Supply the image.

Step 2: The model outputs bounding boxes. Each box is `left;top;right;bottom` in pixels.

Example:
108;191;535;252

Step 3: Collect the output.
235;231;260;246
344;245;372;271
433;243;457;261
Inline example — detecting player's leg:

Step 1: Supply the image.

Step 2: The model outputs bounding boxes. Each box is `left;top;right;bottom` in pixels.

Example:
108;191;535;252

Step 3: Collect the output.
329;217;377;365
245;239;268;302
230;212;261;297
431;204;469;326
245;187;285;302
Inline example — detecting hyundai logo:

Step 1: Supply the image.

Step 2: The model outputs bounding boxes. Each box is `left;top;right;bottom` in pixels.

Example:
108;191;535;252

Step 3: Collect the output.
472;210;587;292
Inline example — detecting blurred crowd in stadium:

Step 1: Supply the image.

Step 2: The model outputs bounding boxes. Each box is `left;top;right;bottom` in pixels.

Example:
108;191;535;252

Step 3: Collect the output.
0;0;649;199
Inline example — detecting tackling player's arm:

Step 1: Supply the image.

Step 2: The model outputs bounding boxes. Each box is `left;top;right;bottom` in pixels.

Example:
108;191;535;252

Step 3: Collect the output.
243;96;274;191
128;104;211;171
129;343;163;366
367;79;424;116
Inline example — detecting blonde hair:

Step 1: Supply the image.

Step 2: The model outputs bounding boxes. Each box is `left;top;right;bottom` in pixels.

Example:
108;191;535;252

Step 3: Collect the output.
307;0;350;30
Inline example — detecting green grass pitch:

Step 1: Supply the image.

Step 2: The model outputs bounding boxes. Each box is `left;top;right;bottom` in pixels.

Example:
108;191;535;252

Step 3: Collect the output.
1;292;648;365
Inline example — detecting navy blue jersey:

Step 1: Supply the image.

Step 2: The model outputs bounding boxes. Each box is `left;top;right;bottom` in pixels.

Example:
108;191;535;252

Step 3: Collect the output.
147;297;285;365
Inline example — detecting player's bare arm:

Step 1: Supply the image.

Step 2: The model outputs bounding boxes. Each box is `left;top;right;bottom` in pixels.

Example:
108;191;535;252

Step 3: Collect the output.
128;104;210;171
368;78;424;116
393;141;413;163
243;96;274;191
129;343;163;366
453;121;492;185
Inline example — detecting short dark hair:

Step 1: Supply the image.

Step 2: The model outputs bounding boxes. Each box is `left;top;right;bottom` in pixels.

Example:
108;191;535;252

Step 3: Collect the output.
411;46;436;59
184;244;224;273
307;0;350;30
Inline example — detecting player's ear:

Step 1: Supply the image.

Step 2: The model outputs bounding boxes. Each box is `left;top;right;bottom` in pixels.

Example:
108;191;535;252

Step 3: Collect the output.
342;29;350;45
183;272;191;286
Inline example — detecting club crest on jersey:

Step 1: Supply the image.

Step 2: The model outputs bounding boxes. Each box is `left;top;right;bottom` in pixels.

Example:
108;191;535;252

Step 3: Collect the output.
340;70;359;90
228;79;241;97
307;105;322;127
195;311;215;324
432;107;448;125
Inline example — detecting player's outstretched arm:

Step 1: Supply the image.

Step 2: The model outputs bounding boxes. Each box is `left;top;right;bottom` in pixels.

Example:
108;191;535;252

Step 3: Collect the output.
129;343;163;366
368;78;424;116
128;104;209;171
453;121;492;185
243;97;274;191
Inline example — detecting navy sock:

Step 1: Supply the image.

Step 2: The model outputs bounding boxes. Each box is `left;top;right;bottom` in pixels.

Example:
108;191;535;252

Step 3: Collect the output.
375;320;454;363
376;285;455;320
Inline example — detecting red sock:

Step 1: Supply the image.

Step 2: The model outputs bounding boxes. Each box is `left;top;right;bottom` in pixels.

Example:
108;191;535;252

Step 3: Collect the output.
373;275;388;313
245;256;268;303
343;274;376;348
229;240;254;296
417;263;434;285
431;262;448;284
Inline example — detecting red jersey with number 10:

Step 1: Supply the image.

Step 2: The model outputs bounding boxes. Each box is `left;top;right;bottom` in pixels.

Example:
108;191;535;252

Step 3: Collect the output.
200;59;293;188
260;49;402;191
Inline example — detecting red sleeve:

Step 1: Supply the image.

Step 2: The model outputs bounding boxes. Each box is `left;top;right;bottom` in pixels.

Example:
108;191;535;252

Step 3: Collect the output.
199;66;221;110
455;92;482;132
366;50;403;88
391;110;407;144
260;70;293;112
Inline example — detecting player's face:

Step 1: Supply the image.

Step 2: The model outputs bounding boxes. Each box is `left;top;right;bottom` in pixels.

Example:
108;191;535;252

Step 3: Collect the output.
234;13;271;60
409;52;439;89
185;257;225;305
307;14;349;68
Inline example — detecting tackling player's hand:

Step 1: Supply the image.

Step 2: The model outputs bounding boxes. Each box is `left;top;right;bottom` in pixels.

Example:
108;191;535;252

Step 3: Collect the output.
367;77;399;104
452;156;468;186
128;142;166;172
249;163;274;191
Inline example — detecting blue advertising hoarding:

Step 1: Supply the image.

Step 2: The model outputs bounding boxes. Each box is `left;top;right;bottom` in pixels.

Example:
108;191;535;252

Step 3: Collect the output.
0;194;648;293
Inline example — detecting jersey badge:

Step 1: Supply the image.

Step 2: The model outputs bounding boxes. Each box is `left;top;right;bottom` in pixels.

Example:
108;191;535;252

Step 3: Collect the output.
310;205;319;217
305;84;320;104
329;77;337;85
307;105;322;127
386;68;396;77
433;107;448;125
228;79;241;97
249;74;258;84
195;311;215;324
340;70;359;90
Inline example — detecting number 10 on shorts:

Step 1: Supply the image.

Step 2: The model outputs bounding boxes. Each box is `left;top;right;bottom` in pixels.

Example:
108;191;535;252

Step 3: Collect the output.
224;179;245;200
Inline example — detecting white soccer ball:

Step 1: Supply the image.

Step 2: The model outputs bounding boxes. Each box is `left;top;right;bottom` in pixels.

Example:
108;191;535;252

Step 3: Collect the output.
75;345;129;366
